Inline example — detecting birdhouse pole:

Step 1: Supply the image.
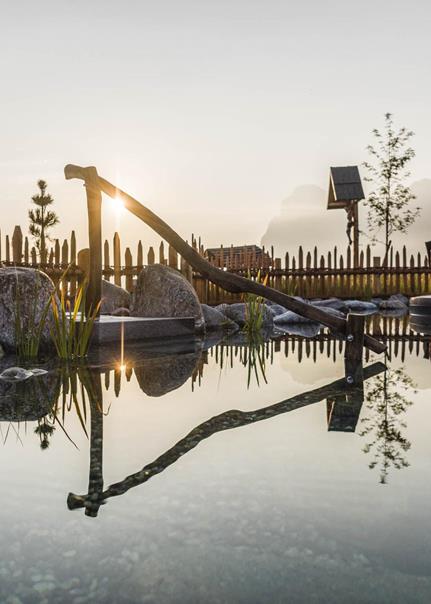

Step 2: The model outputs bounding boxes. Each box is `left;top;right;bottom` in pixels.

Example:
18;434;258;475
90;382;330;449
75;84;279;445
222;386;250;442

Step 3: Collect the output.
327;166;365;269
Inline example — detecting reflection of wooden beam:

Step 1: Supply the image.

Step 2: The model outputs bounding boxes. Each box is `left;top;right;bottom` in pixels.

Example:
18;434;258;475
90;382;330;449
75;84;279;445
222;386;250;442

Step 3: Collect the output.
67;362;385;514
64;164;385;355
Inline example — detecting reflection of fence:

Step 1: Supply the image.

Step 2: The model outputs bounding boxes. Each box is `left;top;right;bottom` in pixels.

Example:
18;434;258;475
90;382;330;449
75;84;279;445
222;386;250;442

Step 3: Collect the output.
3;226;431;302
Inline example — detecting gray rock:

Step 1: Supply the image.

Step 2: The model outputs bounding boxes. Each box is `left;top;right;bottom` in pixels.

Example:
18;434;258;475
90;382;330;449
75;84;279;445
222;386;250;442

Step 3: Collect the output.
131;264;204;331
0;267;56;352
391;293;409;306
274;310;315;324
0;367;33;382
275;322;322;338
110;307;130;317
379;294;408;312
201;304;239;333
344;300;378;313
101;280;131;314
267;303;288;317
319;307;346;319
312;298;348;313
221;302;274;328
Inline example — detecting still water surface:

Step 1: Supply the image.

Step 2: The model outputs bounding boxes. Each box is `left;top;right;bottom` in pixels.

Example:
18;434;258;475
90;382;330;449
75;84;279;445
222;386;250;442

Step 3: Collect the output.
0;329;431;603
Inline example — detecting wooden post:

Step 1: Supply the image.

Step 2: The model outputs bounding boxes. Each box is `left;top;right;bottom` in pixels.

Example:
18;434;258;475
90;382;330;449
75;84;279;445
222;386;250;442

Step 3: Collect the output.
353;201;359;268
344;313;365;385
12;226;23;264
113;232;121;287
125;247;133;291
83;168;102;313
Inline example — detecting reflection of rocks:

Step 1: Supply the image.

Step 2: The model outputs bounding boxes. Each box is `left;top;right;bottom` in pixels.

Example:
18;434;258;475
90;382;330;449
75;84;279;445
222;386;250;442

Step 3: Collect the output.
0;369;58;421
134;352;201;397
275;322;322;338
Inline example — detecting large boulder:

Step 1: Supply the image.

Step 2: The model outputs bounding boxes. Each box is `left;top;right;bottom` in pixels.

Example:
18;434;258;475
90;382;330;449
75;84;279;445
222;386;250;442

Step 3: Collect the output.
0;267;56;352
201;304;239;333
101;280;131;314
130;264;204;331
220;302;274;329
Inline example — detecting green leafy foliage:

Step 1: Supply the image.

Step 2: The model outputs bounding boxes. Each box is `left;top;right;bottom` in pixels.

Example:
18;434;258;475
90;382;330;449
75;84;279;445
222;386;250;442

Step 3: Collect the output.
28;179;59;262
363;113;420;260
50;283;100;360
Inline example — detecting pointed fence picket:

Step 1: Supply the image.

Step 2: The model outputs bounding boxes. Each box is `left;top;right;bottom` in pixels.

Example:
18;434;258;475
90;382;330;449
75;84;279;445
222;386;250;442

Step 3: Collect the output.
1;226;431;303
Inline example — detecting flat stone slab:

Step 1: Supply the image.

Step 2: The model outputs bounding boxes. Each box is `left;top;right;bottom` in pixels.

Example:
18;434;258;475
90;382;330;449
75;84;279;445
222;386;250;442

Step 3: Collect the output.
91;316;195;346
410;295;431;315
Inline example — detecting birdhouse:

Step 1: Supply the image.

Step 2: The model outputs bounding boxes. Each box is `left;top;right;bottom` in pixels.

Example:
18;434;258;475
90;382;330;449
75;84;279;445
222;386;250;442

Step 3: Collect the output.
327;166;365;268
327;166;365;210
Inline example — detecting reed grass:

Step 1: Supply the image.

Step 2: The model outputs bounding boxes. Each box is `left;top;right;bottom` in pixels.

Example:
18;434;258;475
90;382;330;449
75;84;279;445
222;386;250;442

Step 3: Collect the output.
243;271;269;335
14;272;52;359
50;282;100;360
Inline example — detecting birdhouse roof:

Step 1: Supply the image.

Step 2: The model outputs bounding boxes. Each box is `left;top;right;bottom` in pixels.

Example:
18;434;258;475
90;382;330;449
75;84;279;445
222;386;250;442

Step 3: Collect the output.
327;166;365;209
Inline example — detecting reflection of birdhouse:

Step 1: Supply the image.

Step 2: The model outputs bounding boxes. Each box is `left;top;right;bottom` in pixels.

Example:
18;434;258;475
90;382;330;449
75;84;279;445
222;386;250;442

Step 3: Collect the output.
327;166;364;210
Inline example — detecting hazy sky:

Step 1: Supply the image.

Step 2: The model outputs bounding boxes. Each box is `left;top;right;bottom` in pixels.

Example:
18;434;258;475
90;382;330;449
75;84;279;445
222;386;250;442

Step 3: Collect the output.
1;0;430;256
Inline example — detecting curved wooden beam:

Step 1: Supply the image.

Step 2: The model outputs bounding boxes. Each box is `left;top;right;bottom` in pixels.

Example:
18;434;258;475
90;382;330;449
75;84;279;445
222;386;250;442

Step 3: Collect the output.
64;164;386;354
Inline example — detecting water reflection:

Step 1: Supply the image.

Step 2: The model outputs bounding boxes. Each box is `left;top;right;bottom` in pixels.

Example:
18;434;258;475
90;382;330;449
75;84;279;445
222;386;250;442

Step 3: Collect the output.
360;358;416;484
0;314;428;517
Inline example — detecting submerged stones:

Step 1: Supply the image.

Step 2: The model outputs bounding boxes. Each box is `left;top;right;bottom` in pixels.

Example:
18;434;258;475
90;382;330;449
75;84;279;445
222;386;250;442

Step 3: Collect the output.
0;267;56;352
131;264;204;331
0;367;48;382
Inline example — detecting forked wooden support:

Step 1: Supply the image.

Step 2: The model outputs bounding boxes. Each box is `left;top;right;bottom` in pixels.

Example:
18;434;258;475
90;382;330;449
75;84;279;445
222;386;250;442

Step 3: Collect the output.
64;164;386;354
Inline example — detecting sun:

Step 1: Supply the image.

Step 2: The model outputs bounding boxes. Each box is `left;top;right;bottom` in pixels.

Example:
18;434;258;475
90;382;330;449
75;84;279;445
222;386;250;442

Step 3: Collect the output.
109;194;124;216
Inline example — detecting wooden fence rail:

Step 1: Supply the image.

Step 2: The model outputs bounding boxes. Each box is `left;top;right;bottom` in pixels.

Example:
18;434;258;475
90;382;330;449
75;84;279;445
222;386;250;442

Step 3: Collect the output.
1;226;430;303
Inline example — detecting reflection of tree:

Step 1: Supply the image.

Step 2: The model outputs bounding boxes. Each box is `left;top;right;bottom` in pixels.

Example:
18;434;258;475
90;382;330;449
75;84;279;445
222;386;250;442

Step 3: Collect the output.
360;361;416;484
34;416;55;449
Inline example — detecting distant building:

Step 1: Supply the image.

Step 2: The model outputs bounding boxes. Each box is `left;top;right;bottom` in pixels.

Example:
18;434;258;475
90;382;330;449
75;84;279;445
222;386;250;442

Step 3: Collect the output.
205;244;271;269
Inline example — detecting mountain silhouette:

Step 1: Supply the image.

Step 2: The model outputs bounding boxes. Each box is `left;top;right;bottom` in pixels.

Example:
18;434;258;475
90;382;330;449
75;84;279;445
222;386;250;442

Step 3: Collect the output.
261;180;431;258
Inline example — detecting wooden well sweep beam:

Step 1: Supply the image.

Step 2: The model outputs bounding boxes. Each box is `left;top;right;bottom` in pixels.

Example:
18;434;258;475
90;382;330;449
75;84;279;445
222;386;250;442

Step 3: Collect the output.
64;164;386;354
67;360;386;512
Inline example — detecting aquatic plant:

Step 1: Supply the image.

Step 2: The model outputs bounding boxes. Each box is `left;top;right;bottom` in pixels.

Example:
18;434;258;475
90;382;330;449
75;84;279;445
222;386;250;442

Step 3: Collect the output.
14;273;52;359
50;282;100;360
243;271;268;335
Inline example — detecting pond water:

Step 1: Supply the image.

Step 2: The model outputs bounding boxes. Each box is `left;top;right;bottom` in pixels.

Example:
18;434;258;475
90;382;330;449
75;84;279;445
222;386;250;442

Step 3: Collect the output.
1;323;431;603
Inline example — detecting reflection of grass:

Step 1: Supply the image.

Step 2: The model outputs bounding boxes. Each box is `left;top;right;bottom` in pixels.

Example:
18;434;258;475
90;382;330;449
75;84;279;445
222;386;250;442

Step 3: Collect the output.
244;335;268;389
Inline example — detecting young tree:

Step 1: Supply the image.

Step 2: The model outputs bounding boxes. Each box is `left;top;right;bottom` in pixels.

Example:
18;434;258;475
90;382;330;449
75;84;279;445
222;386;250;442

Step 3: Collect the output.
363;113;420;262
29;179;59;262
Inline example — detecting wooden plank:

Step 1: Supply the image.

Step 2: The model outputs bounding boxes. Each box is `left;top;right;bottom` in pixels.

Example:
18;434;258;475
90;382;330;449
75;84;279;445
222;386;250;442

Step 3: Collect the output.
113;232;121;286
125;247;133;291
137;241;143;271
147;246;155;265
12;225;23;264
104;239;110;282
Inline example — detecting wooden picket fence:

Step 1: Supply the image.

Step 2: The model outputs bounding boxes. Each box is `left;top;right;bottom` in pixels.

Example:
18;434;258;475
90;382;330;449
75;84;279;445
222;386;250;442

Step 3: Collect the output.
2;226;431;303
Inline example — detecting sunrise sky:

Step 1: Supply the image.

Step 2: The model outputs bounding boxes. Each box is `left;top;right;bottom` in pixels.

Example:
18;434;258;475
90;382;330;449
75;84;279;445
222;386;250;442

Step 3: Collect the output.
2;0;430;255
